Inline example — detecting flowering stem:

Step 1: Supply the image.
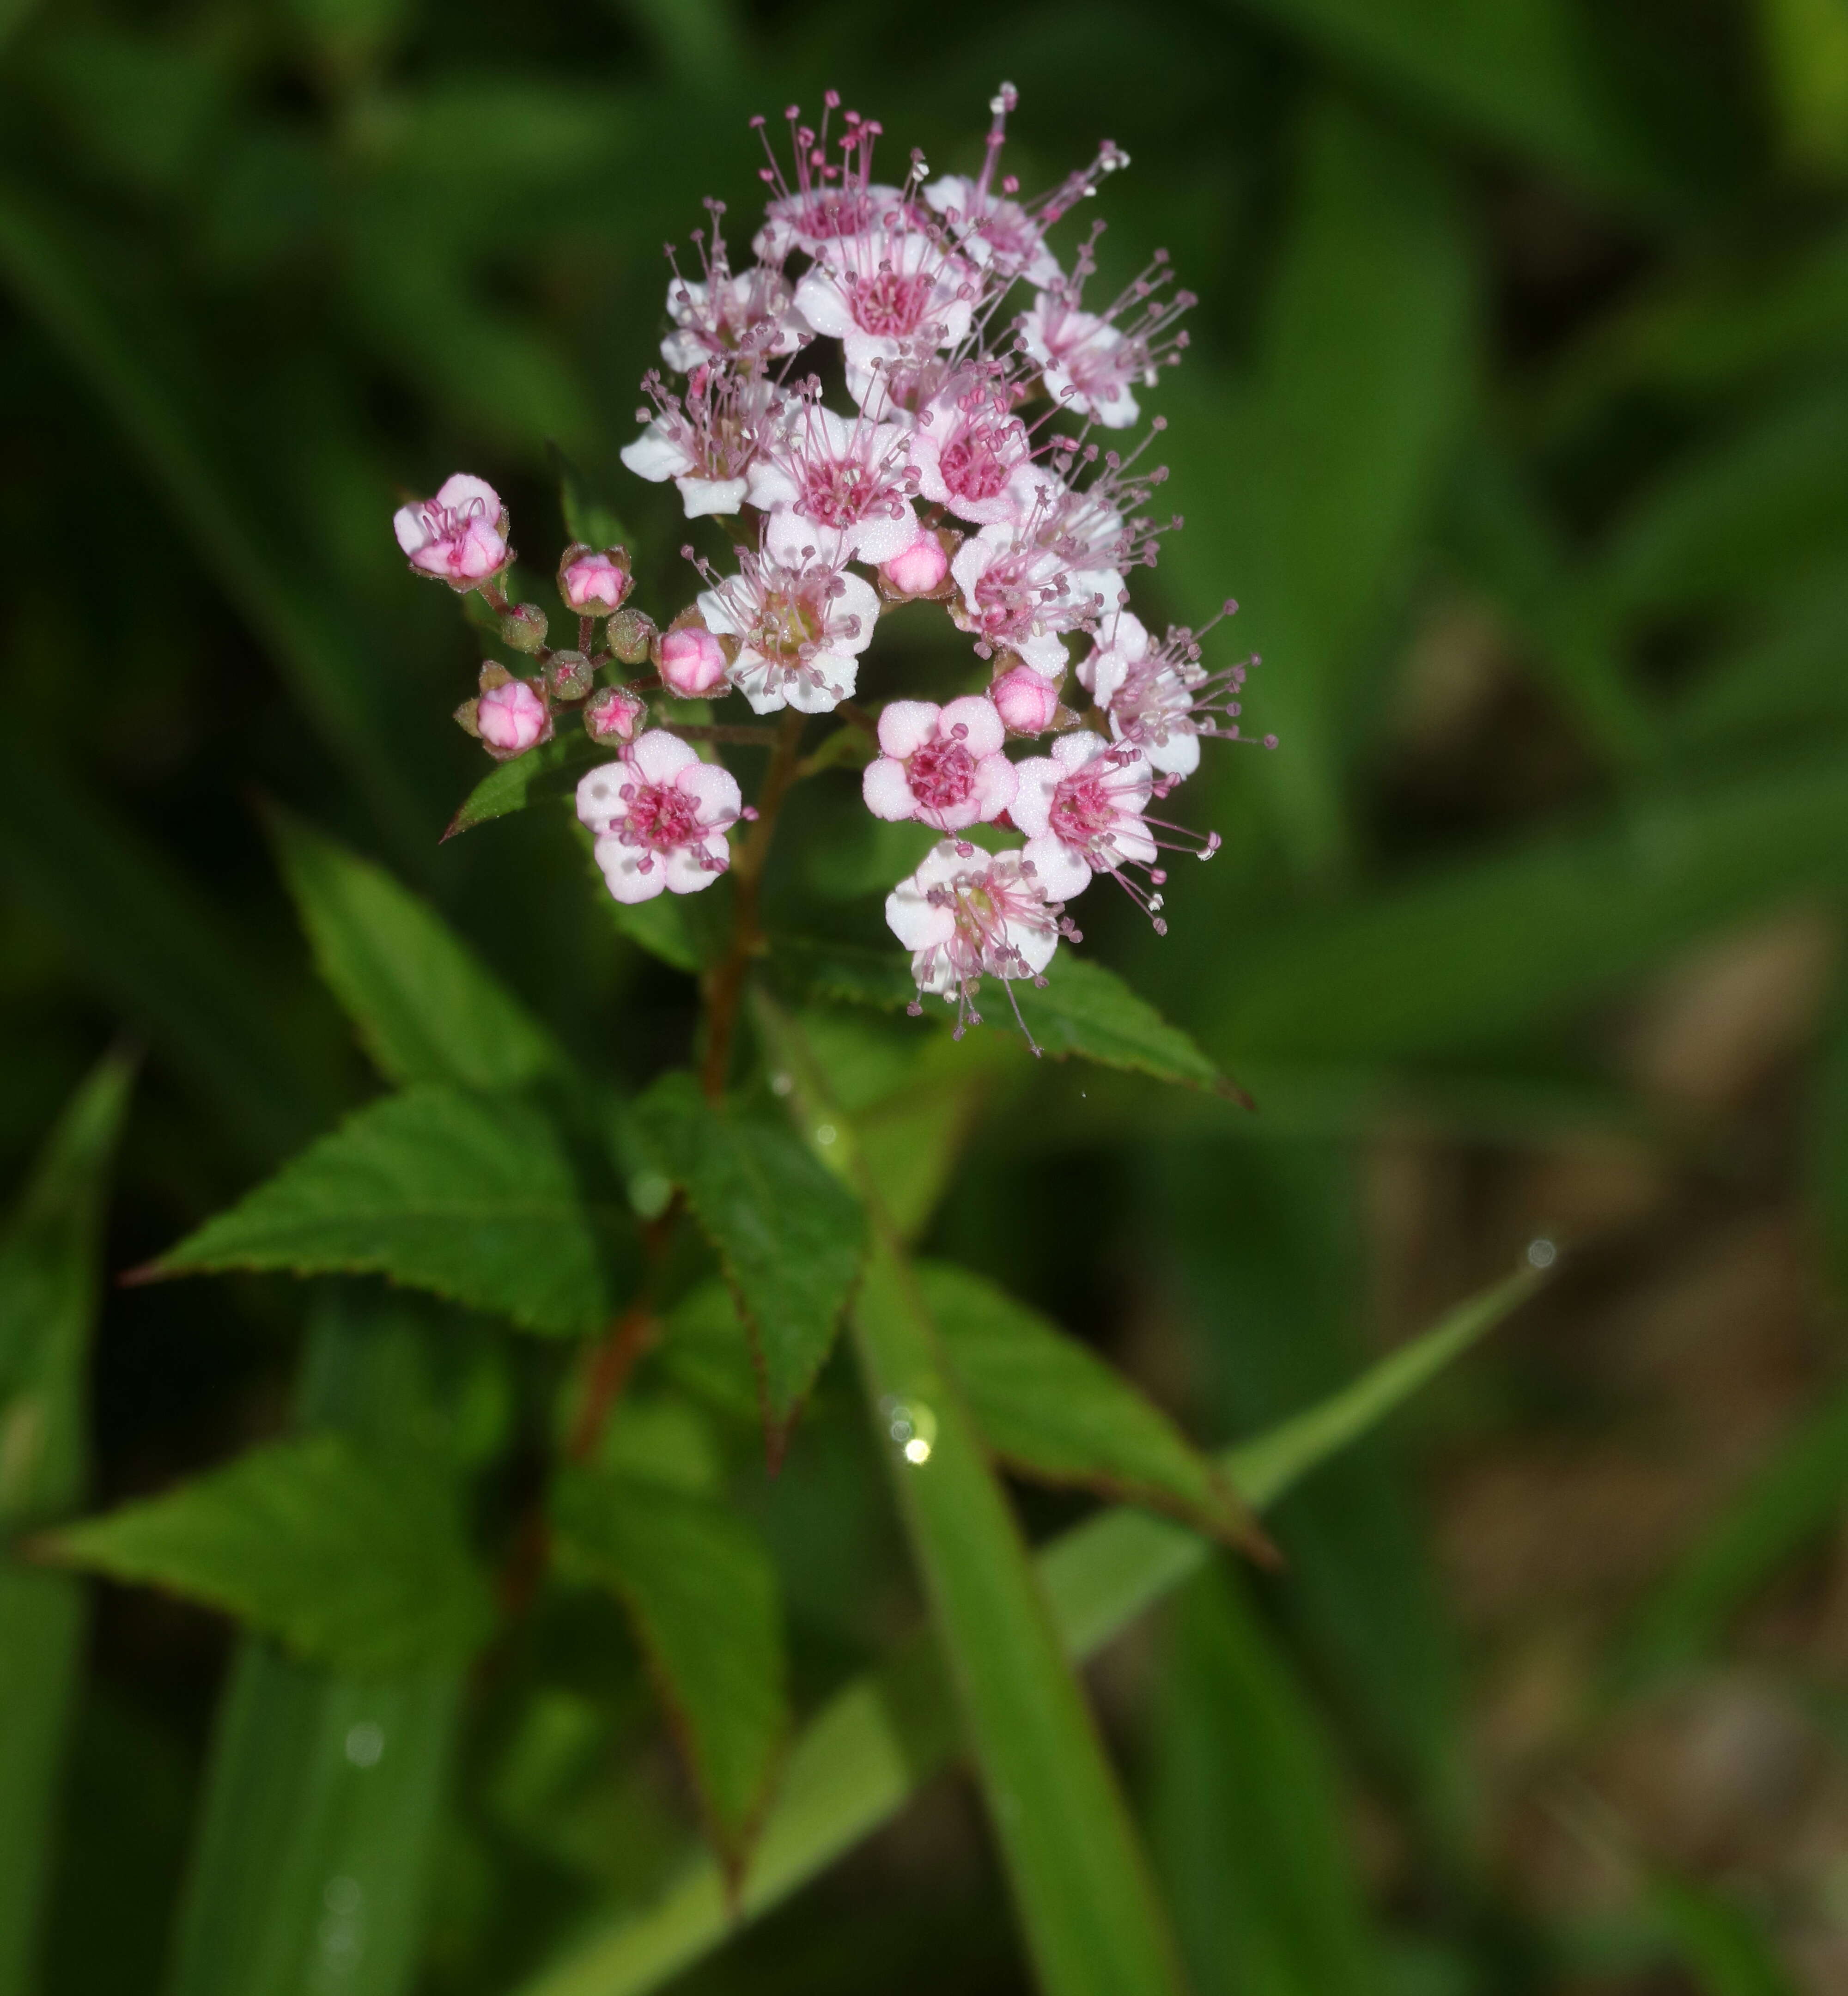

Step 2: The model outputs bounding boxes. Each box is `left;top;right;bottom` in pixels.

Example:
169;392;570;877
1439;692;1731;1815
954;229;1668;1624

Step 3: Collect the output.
699;708;807;1100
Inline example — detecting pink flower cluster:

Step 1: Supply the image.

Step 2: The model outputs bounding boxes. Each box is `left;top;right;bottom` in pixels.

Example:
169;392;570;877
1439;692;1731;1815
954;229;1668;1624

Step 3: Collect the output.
394;87;1272;1025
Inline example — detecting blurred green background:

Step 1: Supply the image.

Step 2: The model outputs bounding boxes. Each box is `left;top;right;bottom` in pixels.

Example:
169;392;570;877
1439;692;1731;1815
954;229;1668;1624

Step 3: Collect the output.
7;0;1848;1990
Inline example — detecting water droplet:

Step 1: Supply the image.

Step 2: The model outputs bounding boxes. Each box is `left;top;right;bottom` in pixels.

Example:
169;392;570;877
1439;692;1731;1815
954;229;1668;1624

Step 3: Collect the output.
880;1395;937;1465
628;1169;673;1218
814;1123;838;1146
770;1071;794;1096
1526;1237;1557;1270
344;1721;384;1768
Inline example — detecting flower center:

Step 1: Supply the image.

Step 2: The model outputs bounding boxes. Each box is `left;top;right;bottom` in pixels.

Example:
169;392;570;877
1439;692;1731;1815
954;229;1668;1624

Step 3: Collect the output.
1050;773;1120;846
907;735;977;810
851;268;934;337
939;415;1018;502
749;586;820;662
625;781;700;852
800;457;876;527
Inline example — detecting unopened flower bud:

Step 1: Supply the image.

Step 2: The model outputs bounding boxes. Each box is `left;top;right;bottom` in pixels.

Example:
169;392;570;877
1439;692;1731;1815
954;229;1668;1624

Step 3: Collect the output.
991;663;1062;736
476;679;552;760
658;623;729;698
501;602;549;654
546;649;594;701
606;605;657;666
585;685;645;744
559;544;632;615
879;528;952;599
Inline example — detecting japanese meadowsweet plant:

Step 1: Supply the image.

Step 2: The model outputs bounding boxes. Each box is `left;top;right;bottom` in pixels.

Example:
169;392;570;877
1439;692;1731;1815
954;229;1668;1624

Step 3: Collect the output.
31;82;1540;1996
400;83;1273;1040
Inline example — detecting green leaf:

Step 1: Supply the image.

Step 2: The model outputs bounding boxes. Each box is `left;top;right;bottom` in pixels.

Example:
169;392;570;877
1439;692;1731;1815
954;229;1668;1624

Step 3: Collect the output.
635;1073;865;1445
1610;1372;1848;1693
552;1467;787;1870
919;1260;1265;1551
775;939;1236;1095
1151;1566;1379;1996
1650;1873;1801;1996
1225;0;1680;208
1013;952;1243;1096
509;1259;1538;1996
43;1431;493;1675
145;1084;626;1336
443;730;602;840
0;1056;133;1996
268;804;565;1090
164;1298;470;1996
167;1647;461;1996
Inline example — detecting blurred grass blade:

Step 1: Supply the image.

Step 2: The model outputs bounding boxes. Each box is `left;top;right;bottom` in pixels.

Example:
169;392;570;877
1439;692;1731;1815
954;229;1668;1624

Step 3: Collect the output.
1227;1263;1542;1508
1650;1873;1801;1996
1158;93;1472;870
168;1647;461;1996
848;1238;1189;1996
552;1467;788;1875
166;1297;470;1996
1226;0;1678;207
0;179;425;852
1215;745;1848;1065
1609;1374;1848;1693
1150;1566;1378;1996
44;1433;494;1676
268;804;566;1089
0;744;330;1162
920;1258;1268;1552
764;995;1188;1996
0;1055;133;1996
512;1254;1536;1996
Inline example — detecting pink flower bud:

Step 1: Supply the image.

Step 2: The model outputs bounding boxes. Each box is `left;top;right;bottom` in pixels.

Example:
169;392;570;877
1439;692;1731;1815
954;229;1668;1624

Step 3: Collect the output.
585;685;645;743
879;529;951;598
658;624;729;698
991;663;1061;736
476;679;551;760
559;545;632;615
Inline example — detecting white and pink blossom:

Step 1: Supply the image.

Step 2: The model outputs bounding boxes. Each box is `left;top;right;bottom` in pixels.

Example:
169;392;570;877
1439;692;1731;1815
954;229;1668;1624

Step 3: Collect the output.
795;225;979;377
745;397;920;565
394;474;509;586
885;841;1060;1014
1082;605;1266;777
576;730;741;903
620;365;781;518
1011;731;1156;903
949;519;1119;676
662;201;810;373
477;679;550;759
694;516;879;714
862;696;1016;833
750;97;912;260
908;376;1036;526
